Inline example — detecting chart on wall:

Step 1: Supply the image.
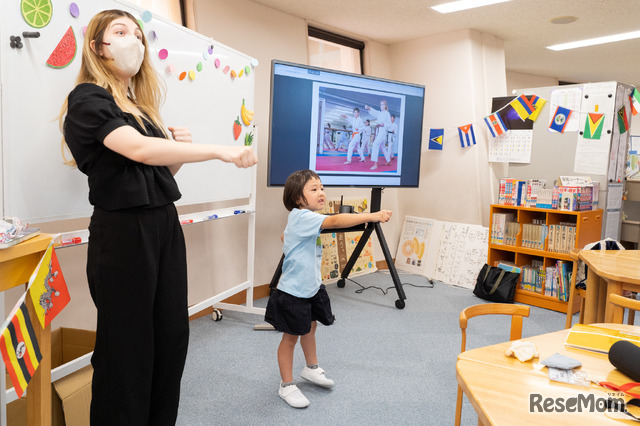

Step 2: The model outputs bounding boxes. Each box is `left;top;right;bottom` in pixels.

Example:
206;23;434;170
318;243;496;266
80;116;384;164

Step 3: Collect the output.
0;0;257;222
395;216;488;289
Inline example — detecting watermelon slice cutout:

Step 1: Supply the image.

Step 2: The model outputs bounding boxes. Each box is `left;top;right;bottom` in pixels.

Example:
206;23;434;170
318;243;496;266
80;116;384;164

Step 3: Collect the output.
46;26;76;69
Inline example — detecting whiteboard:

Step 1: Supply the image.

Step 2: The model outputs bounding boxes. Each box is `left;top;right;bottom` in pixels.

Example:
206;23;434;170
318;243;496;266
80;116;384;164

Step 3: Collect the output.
0;0;257;222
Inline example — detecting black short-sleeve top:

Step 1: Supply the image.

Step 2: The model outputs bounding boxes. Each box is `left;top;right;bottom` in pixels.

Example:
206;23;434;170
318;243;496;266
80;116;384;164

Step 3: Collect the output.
64;83;181;210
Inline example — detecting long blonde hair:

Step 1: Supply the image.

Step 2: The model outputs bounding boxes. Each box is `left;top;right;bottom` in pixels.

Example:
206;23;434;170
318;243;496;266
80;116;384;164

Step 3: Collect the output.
59;9;167;166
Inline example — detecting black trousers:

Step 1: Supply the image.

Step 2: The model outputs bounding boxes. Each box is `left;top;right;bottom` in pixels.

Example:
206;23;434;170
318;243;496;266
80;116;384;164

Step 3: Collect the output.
87;204;189;426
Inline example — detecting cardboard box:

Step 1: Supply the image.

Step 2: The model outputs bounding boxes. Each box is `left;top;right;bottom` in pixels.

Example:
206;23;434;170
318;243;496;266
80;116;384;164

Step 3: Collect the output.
7;327;95;426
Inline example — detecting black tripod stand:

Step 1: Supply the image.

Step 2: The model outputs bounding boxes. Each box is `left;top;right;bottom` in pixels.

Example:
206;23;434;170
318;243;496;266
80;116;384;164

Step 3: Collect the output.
269;188;407;309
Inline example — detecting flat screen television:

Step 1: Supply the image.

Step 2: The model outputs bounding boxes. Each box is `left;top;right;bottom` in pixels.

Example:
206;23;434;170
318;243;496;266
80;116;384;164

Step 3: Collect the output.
267;60;425;188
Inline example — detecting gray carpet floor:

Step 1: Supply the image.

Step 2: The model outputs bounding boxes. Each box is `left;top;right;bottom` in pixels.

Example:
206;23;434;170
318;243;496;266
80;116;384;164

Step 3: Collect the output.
176;271;579;425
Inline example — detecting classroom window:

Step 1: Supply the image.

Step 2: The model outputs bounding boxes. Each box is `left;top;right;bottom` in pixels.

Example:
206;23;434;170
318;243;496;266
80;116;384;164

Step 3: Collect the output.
308;26;364;74
128;0;185;26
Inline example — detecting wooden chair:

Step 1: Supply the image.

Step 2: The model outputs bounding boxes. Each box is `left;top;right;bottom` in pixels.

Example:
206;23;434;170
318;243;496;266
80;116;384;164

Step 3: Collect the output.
565;249;585;329
455;303;531;426
608;293;640;324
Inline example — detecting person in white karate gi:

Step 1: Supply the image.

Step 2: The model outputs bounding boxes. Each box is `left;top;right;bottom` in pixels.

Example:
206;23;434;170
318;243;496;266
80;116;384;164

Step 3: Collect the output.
341;108;366;164
361;119;372;157
365;100;392;170
386;114;398;160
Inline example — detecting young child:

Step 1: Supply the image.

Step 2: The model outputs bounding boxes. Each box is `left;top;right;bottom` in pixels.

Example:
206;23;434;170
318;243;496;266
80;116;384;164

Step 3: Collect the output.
265;169;392;408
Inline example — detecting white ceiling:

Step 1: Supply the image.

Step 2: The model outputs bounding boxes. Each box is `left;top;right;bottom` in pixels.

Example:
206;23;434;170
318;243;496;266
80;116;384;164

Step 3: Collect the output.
249;0;640;88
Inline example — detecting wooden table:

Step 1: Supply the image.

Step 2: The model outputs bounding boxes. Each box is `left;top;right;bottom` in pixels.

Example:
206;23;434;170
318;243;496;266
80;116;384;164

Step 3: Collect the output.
456;324;640;425
0;234;53;426
579;250;640;324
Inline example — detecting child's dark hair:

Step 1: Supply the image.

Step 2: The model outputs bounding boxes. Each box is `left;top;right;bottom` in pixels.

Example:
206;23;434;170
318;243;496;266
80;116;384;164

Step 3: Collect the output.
283;169;320;211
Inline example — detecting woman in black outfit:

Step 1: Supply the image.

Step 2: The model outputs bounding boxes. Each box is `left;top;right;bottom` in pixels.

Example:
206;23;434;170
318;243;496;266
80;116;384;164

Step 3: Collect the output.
60;9;257;425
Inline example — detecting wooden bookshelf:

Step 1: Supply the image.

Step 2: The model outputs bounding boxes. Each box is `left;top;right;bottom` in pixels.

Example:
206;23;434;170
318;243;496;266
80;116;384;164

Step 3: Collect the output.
488;205;603;313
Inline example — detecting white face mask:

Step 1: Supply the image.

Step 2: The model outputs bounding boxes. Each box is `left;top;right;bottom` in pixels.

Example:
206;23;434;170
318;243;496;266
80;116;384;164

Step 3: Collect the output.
103;35;145;77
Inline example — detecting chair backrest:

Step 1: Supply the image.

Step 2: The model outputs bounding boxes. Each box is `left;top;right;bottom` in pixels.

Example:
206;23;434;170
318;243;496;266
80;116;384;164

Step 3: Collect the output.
459;303;531;353
608;293;640;324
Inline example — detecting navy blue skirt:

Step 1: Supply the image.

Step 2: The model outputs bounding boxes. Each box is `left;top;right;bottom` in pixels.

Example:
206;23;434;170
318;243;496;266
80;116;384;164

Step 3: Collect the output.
265;284;335;335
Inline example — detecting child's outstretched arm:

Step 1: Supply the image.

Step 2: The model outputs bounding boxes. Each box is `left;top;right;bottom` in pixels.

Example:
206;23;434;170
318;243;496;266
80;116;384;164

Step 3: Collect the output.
321;210;392;230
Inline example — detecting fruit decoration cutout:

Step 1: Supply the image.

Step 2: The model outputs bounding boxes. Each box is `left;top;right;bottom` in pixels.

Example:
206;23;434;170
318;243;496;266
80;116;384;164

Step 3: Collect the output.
46;26;76;68
233;117;242;140
240;99;254;126
21;0;52;28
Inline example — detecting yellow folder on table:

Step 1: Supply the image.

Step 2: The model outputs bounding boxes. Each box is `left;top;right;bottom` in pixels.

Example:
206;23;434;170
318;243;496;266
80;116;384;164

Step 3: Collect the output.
565;324;640;354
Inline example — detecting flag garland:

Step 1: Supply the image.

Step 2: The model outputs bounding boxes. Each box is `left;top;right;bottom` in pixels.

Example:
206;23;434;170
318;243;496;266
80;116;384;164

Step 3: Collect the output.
28;245;70;328
0;237;70;397
424;85;640;152
458;124;476;148
428;128;444;150
0;301;42;397
583;113;605;140
549;106;572;133
483;113;508;137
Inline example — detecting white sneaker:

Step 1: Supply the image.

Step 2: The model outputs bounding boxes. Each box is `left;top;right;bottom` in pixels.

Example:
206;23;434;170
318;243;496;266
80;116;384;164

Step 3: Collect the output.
278;383;310;408
344;161;352;164
300;367;335;388
370;164;378;170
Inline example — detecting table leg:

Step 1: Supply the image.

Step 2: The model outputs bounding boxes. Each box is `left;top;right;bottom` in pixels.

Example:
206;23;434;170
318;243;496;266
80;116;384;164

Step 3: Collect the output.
604;280;623;323
584;270;599;324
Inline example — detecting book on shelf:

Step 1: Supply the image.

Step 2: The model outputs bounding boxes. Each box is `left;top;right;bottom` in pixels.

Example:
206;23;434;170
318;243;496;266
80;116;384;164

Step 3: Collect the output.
498;178;525;206
523;179;547;207
565;324;640;354
491;212;515;244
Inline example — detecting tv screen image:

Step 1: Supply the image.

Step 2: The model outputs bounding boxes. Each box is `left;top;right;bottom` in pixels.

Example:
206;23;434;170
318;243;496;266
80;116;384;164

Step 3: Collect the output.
268;61;425;188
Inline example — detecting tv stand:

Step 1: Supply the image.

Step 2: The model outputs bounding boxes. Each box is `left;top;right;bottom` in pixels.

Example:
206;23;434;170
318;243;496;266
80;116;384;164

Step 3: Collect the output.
268;188;407;309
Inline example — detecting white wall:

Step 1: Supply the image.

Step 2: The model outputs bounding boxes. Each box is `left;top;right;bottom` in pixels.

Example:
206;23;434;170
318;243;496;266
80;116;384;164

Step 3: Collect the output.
23;0;535;329
387;30;508;227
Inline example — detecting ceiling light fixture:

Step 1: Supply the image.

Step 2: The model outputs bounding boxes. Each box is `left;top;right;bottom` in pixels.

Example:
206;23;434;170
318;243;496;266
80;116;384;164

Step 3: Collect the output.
431;0;512;14
547;30;640;51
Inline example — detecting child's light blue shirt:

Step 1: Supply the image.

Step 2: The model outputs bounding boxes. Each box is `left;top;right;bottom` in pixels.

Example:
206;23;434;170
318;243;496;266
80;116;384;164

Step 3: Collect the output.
278;208;326;298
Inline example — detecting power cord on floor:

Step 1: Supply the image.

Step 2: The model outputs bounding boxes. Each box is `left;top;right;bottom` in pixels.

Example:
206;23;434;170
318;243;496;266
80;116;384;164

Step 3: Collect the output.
345;276;434;296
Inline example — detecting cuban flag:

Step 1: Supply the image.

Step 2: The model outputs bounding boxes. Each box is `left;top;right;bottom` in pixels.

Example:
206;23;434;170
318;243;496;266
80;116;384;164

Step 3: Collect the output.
483;113;508;137
458;124;476;148
549;106;572;133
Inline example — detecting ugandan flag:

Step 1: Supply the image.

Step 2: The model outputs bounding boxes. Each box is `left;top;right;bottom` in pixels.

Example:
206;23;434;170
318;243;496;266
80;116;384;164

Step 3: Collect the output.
584;113;604;140
618;105;629;134
0;302;42;397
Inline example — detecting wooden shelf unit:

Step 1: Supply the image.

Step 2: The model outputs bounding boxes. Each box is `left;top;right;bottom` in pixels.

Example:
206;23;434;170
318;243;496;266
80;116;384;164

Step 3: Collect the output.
488;205;603;313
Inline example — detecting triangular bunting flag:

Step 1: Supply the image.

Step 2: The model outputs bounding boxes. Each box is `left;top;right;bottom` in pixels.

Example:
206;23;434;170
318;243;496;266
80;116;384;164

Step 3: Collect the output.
458;124;476;148
428;128;444;150
28;245;71;328
584;113;604;140
631;88;640;116
549;106;572;133
618;105;629;134
0;301;42;397
483;113;508;137
509;95;535;120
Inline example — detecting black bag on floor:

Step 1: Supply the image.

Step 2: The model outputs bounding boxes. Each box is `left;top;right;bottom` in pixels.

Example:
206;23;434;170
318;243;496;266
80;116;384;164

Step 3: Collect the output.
473;264;519;303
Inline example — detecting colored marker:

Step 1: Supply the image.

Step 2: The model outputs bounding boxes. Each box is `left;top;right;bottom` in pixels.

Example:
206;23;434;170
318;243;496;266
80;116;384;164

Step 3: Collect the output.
234;210;245;215
61;237;81;246
180;219;194;225
207;214;218;220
